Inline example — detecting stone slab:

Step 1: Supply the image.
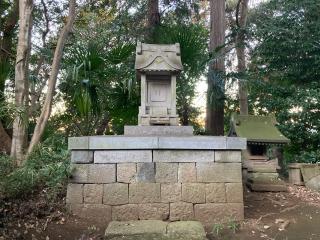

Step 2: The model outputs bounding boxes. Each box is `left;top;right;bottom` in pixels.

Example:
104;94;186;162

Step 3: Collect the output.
138;203;169;220
158;137;227;149
161;183;181;203
124;125;194;136
226;137;246;149
112;204;139;221
153;150;215;163
84;184;103;204
182;183;205;203
305;175;320;192
301;164;320;182
105;220;167;239
166;221;207;240
66;184;83;204
89;136;158;149
155;163;178;183
225;183;243;203
247;182;287;192
70;164;116;183
136;163;155;182
68;137;89;150
197;163;242;183
169;202;194;221
215;151;241;163
71;150;93;163
178;163;197;182
205;183;226;203
129;183;161;203
117;163;137;183
68;204;112;222
103;183;129;205
94;150;152;163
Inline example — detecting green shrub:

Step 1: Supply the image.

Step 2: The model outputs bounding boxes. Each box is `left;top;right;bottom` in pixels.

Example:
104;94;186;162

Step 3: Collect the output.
0;134;71;199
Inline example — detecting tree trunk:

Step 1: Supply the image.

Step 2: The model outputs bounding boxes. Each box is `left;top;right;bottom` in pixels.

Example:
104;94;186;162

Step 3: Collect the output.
11;0;33;164
147;0;160;41
206;0;226;136
236;0;249;115
27;0;76;155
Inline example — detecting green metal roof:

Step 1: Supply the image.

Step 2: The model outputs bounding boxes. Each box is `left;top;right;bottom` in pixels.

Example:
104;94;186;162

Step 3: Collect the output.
230;114;290;144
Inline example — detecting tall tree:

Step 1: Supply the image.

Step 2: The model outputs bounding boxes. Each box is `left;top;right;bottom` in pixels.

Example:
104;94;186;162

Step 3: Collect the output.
27;0;76;155
236;0;249;115
206;0;226;135
147;0;160;41
11;0;33;164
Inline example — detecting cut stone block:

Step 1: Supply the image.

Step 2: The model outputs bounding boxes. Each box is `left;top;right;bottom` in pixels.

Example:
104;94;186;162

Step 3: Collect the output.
301;164;320;182
169;202;194;221
117;163;137;183
288;166;304;185
129;183;161;203
305;175;320;192
94;150;152;163
66;184;83;204
84;184;103;204
88;164;116;183
155;163;178;183
103;183;129;205
89;136;158;149
112;204;139;221
153;150;215;163
71;151;93;163
68;137;89;150
226;137;246;149
68;204;112;222
194;203;244;226
182;183;205;203
205;183;226;203
215;151;241;163
158;136;227;149
197;163;242;183
166;221;207;240
70;164;88;183
136;163;155;182
124;125;194;136
247;182;287;192
105;220;167;239
139;203;169;220
161;183;181;203
225;183;243;203
178;163;197;182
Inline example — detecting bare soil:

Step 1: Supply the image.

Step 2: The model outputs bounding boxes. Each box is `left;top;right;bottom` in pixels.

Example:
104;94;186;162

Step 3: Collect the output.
1;185;320;240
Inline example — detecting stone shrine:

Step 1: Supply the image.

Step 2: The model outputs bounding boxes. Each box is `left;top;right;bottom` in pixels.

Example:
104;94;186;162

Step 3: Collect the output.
135;42;182;126
66;42;247;227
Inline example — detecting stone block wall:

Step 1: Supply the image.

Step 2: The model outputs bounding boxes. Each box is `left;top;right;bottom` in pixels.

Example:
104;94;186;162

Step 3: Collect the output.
67;137;246;226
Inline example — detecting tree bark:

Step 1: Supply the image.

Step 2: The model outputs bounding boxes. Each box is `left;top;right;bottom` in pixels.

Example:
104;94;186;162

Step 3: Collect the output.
236;0;249;115
206;0;226;136
11;0;33;164
147;0;160;41
27;0;76;155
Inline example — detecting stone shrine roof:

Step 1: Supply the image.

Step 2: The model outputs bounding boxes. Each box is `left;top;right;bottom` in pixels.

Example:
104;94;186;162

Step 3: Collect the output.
229;114;290;145
135;42;183;73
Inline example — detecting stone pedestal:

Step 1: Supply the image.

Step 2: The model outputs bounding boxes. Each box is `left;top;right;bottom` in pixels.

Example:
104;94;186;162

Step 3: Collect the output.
67;136;246;226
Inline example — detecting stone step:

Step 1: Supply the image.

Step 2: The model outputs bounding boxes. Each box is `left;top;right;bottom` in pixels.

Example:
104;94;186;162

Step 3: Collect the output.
247;182;287;192
105;220;207;240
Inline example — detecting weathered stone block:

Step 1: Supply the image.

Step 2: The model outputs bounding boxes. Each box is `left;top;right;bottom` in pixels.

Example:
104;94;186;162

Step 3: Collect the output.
178;163;196;182
158;136;226;149
70;164;88;183
155;163;178;183
124;125;194;136
167;221;206;240
194;203;244;225
153;150;215;163
89;136;158;149
226;183;243;203
68;204;112;222
103;183;128;205
215;151;241;163
117;163;137;183
136;163;155;182
66;184;83;204
94;150;152;163
88;164;116;183
197;163;242;183
169;202;194;221
129;183;161;203
161;183;181;203
83;184;103;204
68;137;89;150
226;137;246;149
71;151;93;163
139;203;169;220
205;183;226;203
112;204;139;221
182;183;205;203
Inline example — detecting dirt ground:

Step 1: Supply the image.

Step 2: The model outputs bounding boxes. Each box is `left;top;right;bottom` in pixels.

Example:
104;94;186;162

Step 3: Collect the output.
1;185;320;240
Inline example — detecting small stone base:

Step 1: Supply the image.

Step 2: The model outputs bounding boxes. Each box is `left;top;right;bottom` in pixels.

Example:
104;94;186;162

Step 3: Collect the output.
105;220;207;240
124;125;193;136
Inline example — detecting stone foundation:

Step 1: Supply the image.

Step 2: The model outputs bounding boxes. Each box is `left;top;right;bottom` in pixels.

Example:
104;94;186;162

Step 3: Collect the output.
67;136;246;226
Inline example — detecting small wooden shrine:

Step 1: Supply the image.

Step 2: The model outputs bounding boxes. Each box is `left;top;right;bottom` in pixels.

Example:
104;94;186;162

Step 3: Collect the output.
229;114;290;191
135;42;183;126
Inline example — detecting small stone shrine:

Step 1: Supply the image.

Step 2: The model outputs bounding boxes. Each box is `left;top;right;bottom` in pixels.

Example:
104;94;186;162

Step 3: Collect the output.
229;114;289;191
66;42;247;227
135;42;182;126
